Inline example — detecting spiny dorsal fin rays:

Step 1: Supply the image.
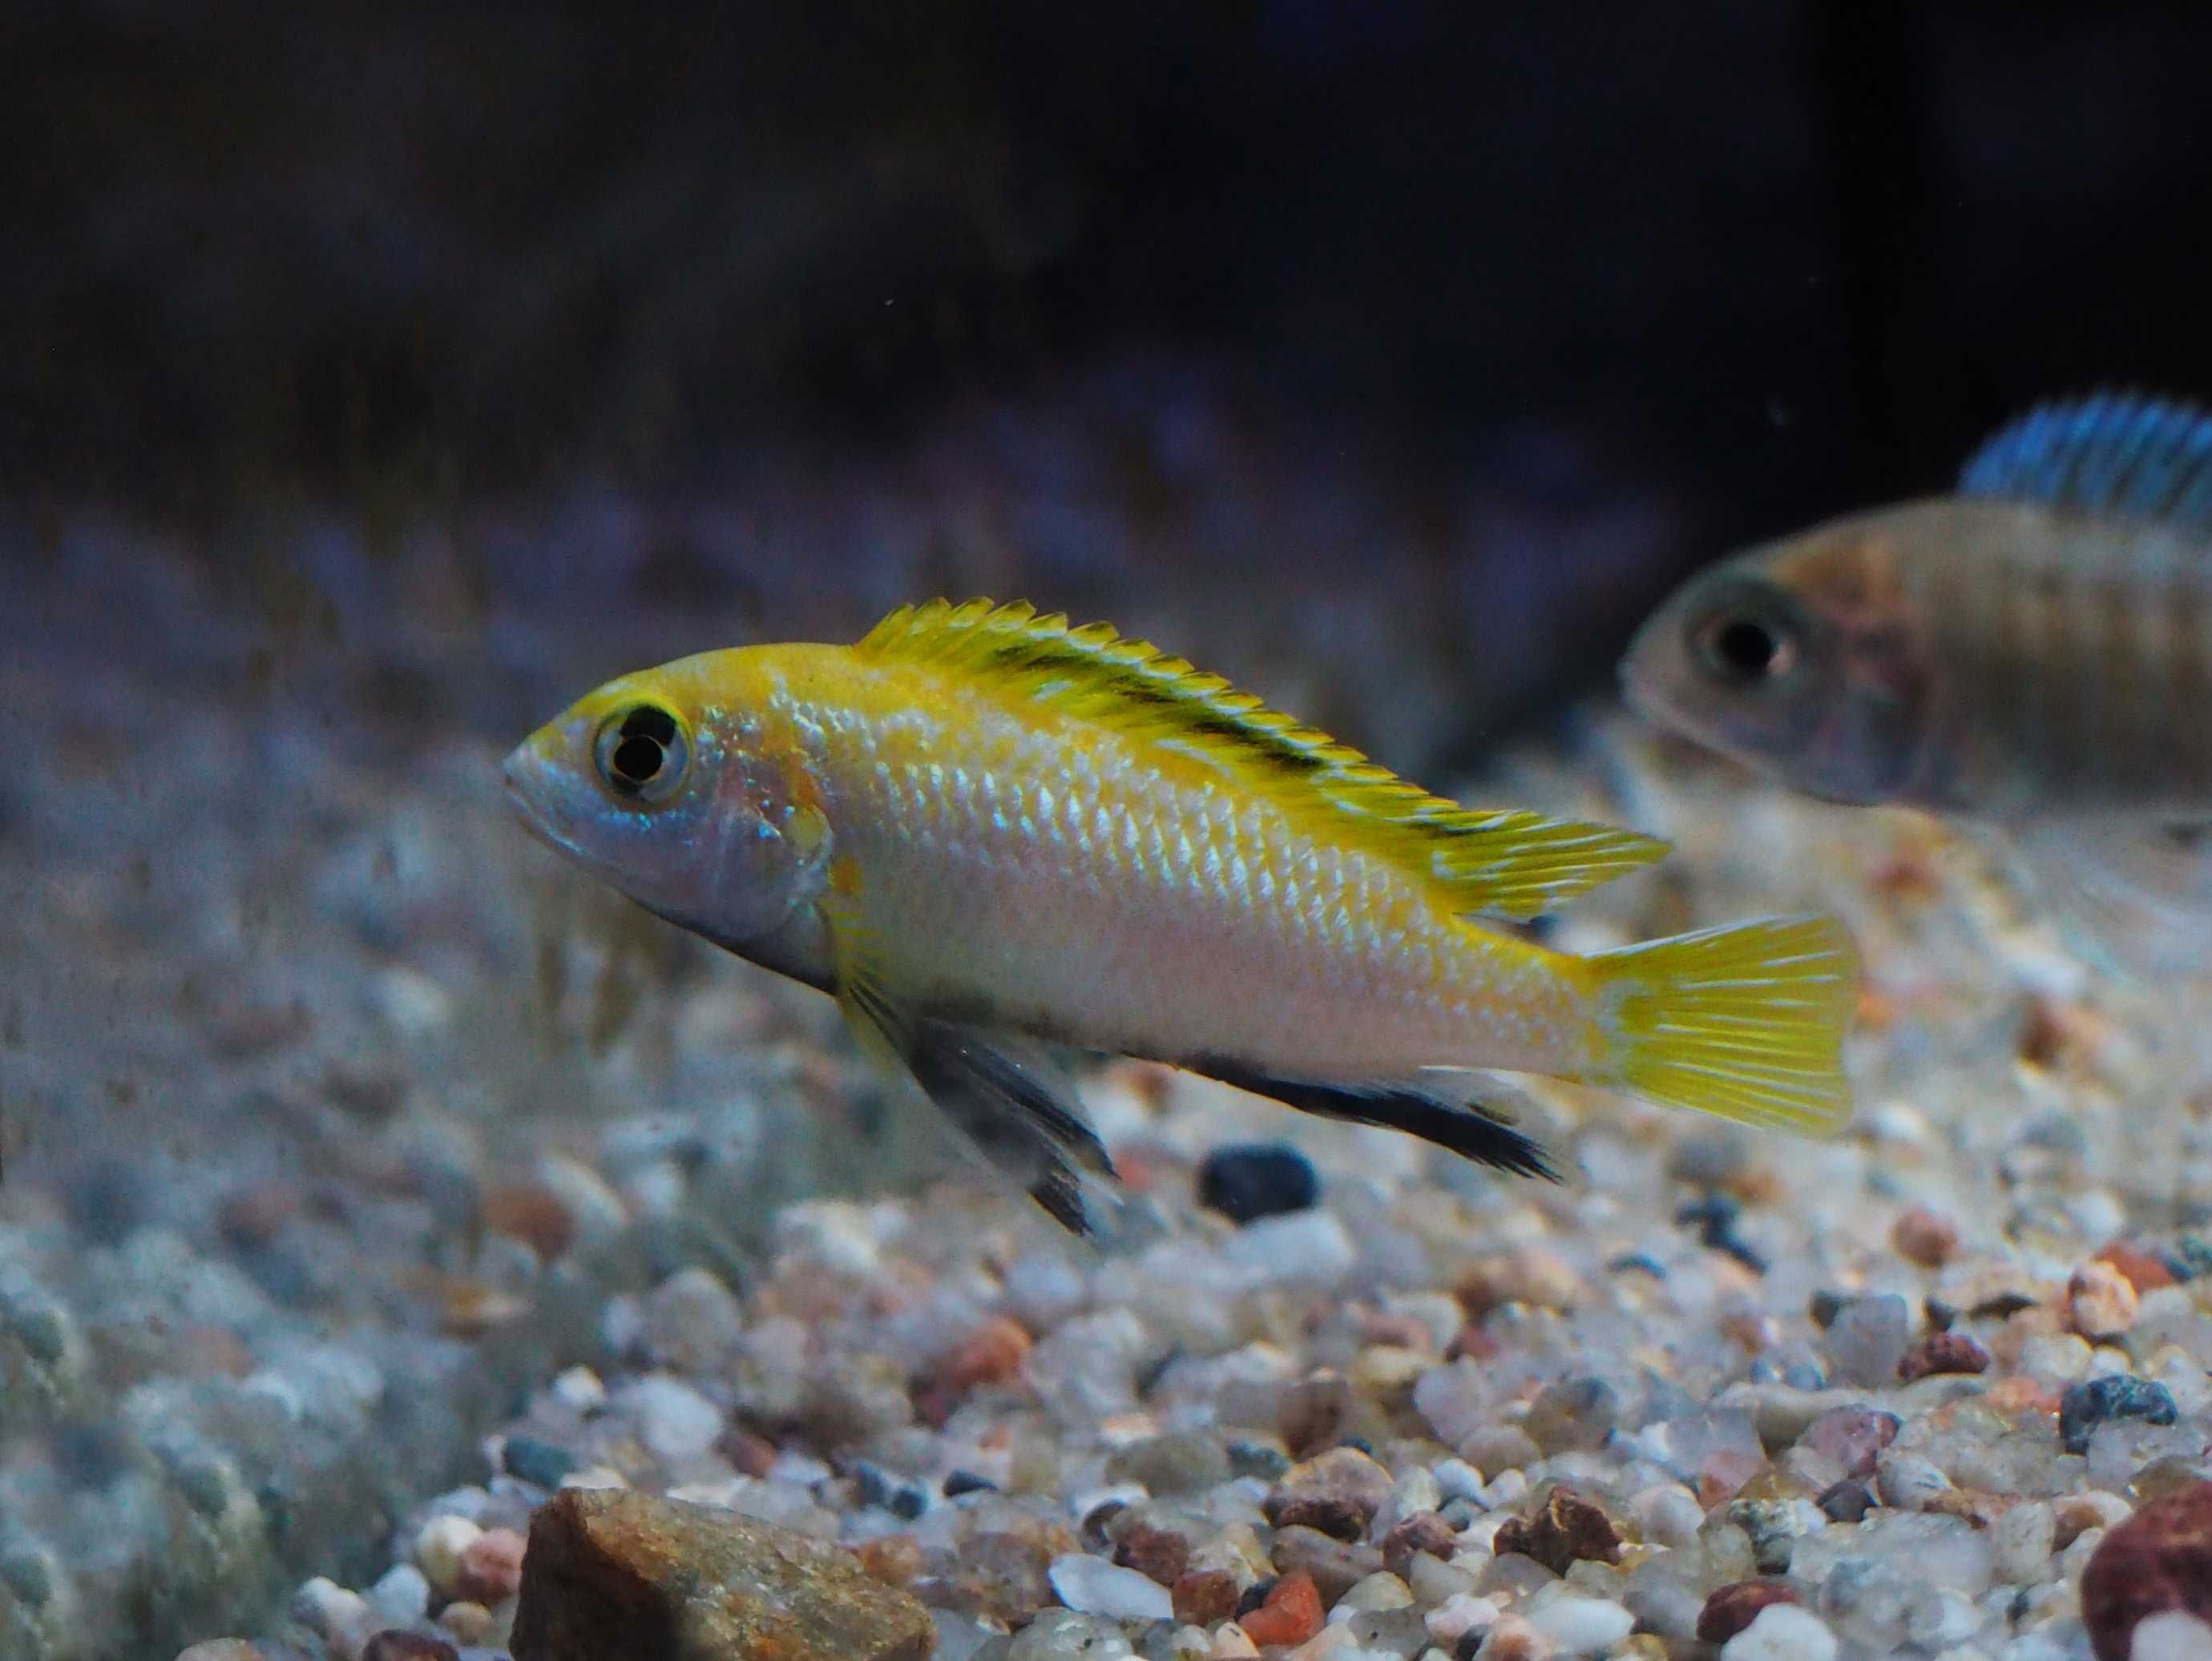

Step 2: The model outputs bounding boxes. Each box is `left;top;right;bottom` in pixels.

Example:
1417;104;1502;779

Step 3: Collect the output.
856;597;1669;920
1960;390;2212;533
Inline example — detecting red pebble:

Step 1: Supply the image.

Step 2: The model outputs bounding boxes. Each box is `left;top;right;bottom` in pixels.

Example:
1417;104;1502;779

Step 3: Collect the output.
2082;1481;2212;1661
2096;1239;2178;1293
943;1316;1032;1390
455;1526;527;1604
1241;1570;1324;1647
1697;1581;1801;1643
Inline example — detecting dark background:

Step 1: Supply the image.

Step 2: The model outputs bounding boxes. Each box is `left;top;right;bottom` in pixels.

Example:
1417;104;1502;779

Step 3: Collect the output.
9;0;2212;745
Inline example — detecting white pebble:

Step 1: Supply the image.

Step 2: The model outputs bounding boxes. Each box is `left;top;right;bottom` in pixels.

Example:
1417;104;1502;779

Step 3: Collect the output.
366;1561;430;1624
412;1513;482;1595
1631;1482;1707;1550
1426;1593;1500;1644
1721;1603;1839;1661
1524;1596;1633;1652
617;1373;725;1463
1047;1554;1175;1623
1992;1501;2056;1583
1433;1459;1487;1504
2130;1611;2212;1661
2017;1333;2094;1387
550;1364;607;1411
1221;1210;1355;1286
289;1577;371;1646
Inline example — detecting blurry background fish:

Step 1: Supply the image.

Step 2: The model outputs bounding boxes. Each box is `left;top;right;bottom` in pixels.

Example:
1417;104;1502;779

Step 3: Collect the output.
1621;393;2212;978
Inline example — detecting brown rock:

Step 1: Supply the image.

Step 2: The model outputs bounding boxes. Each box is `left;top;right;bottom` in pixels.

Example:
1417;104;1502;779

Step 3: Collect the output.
1263;1445;1392;1541
1172;1568;1241;1627
1697;1581;1800;1643
1491;1486;1624;1574
716;1427;781;1479
1269;1526;1384;1602
2096;1240;2178;1294
1382;1512;1459;1574
456;1526;527;1604
508;1488;935;1660
1891;1206;1960;1268
2082;1481;2212;1661
1240;1571;1324;1647
854;1534;924;1587
1112;1519;1191;1586
1899;1332;1992;1382
361;1635;459;1661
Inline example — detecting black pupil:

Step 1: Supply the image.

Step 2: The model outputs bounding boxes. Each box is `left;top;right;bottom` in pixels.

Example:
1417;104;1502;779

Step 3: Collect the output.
1711;616;1778;678
608;706;678;792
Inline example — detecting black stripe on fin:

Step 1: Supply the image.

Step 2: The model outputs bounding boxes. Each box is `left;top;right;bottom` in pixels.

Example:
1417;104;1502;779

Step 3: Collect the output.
1190;1060;1560;1181
1960;391;2212;531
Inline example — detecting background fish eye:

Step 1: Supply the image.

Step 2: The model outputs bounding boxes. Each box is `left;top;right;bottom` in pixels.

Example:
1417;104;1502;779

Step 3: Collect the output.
594;704;689;803
1693;604;1797;685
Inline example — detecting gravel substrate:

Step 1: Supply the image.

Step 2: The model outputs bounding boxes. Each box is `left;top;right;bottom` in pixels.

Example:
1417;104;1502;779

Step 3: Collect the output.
147;715;2212;1661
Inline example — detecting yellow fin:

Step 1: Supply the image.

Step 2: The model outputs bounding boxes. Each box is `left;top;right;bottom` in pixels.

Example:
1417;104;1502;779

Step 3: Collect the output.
857;597;1668;919
1585;915;1858;1133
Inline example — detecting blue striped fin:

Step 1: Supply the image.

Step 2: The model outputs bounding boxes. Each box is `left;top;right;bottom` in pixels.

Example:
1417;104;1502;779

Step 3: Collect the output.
1959;391;2212;531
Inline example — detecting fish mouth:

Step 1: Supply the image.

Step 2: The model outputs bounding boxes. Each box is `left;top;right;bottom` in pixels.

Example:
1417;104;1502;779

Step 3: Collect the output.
500;747;575;858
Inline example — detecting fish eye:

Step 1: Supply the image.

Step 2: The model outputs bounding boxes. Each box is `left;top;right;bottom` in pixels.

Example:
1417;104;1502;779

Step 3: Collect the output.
594;705;689;804
1693;604;1798;685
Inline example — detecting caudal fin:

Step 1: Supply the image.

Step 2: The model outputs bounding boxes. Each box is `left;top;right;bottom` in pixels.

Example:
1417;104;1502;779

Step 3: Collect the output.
1586;915;1858;1133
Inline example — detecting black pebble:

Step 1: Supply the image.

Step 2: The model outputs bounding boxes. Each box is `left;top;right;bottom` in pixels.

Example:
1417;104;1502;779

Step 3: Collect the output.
1239;1577;1278;1618
2059;1375;2178;1454
1818;1478;1875;1522
1226;1438;1290;1481
502;1436;576;1489
1198;1142;1318;1224
943;1470;996;1497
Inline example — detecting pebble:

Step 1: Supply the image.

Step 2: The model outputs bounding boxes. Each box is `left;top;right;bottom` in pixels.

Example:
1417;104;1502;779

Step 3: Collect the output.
1818;1295;1911;1388
1107;1432;1232;1496
1008;1609;1136;1658
1221;1210;1356;1286
360;1635;459;1661
2067;1262;2140;1342
509;1489;934;1659
1197;1142;1319;1223
1698;1582;1801;1643
1265;1447;1394;1540
412;1515;483;1597
1891;1206;1960;1267
1798;1406;1899;1478
2061;1376;2178;1455
456;1526;527;1603
1718;1603;1839;1661
290;1578;373;1651
503;1435;578;1489
1049;1554;1177;1623
2081;1481;2212;1661
1491;1487;1623;1574
1898;1331;1991;1381
617;1374;726;1463
1239;1571;1324;1647
2129;1611;2212;1661
365;1562;431;1626
1523;1596;1633;1652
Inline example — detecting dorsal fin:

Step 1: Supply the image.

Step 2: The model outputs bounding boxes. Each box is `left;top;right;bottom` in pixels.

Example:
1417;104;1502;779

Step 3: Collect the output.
1959;390;2212;531
856;597;1669;919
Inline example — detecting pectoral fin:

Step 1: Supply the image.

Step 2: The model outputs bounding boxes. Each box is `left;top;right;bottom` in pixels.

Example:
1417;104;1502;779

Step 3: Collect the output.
1190;1060;1560;1180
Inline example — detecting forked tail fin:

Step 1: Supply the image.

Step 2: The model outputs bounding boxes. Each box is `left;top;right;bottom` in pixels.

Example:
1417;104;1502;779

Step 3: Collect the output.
1585;915;1858;1132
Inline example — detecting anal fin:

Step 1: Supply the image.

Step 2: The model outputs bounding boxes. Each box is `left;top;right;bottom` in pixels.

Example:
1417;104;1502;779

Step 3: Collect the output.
1190;1060;1560;1180
2003;818;2212;984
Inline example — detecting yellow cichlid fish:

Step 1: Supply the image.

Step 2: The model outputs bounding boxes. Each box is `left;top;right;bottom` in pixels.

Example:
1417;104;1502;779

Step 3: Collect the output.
506;598;1858;1233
